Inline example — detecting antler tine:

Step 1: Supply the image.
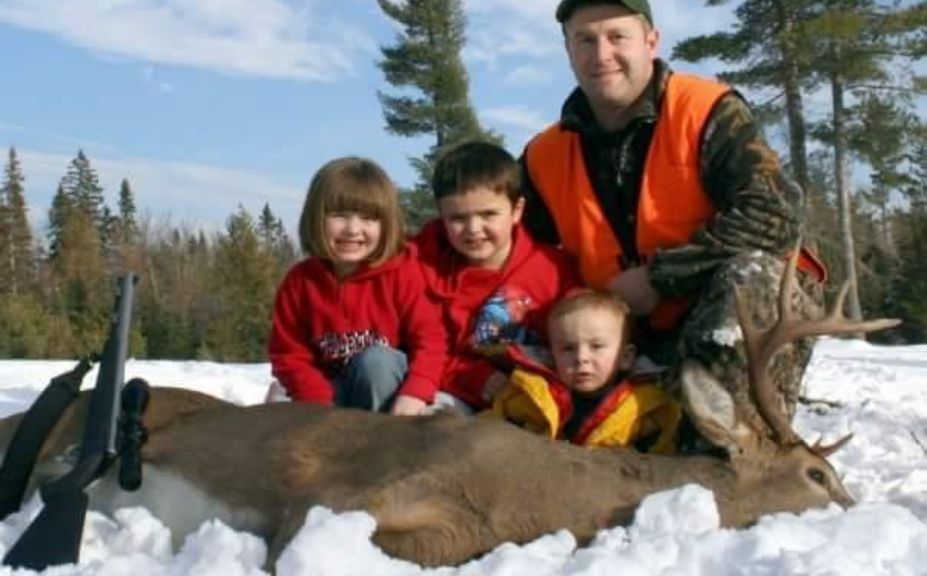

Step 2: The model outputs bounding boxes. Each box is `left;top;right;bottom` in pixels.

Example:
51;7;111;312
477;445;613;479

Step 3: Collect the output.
817;281;901;336
812;433;854;457
733;252;803;445
735;248;901;446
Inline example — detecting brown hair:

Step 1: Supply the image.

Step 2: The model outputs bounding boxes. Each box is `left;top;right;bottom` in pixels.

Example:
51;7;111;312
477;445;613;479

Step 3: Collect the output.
298;157;405;267
547;289;632;343
431;141;522;205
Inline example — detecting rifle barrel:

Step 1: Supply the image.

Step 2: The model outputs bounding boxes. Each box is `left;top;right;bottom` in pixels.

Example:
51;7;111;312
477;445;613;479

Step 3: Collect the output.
79;274;136;460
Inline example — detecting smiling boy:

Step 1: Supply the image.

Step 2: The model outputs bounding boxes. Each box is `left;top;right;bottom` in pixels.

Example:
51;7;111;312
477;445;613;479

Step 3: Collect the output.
414;141;580;412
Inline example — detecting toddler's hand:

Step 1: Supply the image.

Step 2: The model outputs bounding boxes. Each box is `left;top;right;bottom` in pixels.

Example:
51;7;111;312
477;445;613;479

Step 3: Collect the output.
391;394;428;416
481;371;509;403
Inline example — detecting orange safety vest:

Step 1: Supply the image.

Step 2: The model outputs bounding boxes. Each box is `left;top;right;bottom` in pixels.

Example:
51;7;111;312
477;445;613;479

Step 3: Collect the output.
526;73;728;330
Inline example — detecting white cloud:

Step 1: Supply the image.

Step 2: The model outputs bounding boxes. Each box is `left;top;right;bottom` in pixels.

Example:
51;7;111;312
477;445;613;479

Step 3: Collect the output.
0;0;375;81
463;0;737;66
465;23;560;67
464;1;560;66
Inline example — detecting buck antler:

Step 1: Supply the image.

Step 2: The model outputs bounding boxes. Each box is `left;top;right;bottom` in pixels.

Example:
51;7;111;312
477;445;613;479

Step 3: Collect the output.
734;250;900;446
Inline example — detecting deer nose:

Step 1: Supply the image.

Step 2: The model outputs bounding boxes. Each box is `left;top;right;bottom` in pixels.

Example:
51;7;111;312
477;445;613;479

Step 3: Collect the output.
833;484;856;509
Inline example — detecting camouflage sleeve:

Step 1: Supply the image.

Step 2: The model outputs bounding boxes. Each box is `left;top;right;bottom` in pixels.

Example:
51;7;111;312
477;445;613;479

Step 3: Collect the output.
648;93;804;297
518;151;562;245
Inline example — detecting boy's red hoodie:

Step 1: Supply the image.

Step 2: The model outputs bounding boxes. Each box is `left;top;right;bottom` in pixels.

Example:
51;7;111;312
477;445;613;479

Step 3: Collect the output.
268;244;445;404
414;219;580;409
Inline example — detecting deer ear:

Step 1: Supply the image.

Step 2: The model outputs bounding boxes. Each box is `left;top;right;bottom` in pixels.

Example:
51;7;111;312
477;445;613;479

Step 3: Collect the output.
680;360;753;456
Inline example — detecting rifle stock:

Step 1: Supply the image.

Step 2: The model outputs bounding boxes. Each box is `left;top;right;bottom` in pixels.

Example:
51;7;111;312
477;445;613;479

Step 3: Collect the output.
0;357;95;520
3;273;137;570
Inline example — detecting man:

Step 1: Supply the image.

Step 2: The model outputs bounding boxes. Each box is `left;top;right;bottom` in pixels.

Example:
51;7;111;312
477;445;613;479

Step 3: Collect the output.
520;0;826;428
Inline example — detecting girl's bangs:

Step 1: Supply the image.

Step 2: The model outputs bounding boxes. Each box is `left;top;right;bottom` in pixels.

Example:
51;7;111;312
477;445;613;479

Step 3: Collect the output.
325;183;389;218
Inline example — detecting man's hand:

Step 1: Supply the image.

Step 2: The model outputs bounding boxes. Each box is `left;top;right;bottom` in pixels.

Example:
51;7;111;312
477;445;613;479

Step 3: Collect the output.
391;394;428;416
481;371;510;403
607;265;660;316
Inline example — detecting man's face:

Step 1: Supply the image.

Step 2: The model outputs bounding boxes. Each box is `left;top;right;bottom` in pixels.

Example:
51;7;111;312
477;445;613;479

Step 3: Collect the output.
564;4;659;117
437;187;524;270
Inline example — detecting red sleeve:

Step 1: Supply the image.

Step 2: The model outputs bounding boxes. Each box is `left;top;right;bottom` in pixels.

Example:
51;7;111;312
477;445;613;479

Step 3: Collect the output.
442;355;499;409
395;259;447;403
267;268;334;404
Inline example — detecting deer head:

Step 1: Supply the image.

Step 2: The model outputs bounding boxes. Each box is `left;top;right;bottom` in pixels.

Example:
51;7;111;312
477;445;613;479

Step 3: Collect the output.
678;251;898;525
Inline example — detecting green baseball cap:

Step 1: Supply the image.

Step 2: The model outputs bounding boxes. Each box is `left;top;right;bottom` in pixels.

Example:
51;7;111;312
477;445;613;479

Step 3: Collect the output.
555;0;653;25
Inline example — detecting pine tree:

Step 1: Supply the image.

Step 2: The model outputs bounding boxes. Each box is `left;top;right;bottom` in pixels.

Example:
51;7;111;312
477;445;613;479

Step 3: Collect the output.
850;95;915;247
0;147;35;295
673;0;817;192
206;206;278;360
110;178;143;276
51;205;108;353
117;179;139;243
0;150;12;293
60;150;106;230
800;0;923;320
47;183;73;259
886;129;927;342
48;153;109;345
376;0;501;229
258;203;297;272
137;222;210;359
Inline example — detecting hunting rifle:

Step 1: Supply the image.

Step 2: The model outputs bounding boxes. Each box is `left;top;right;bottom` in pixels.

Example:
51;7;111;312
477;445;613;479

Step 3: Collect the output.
3;273;137;569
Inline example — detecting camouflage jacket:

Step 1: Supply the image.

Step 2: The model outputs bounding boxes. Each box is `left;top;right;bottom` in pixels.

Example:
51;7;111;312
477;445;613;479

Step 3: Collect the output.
520;59;804;298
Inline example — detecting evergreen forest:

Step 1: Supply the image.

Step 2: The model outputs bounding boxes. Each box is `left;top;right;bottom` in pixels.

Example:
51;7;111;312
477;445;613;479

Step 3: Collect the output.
0;0;924;361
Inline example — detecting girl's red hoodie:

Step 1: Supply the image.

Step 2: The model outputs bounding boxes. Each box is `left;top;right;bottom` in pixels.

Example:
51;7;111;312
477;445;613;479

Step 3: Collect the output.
268;244;445;404
414;219;580;409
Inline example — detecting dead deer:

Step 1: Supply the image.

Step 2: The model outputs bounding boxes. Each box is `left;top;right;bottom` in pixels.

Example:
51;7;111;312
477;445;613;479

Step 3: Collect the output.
0;258;899;568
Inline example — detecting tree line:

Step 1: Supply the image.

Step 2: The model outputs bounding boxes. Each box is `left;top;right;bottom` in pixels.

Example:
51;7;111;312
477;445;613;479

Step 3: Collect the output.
0;0;492;362
676;0;925;341
1;0;924;362
0;147;296;361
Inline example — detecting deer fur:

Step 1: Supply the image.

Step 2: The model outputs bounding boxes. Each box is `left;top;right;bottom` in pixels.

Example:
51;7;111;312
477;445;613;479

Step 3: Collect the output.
0;375;853;568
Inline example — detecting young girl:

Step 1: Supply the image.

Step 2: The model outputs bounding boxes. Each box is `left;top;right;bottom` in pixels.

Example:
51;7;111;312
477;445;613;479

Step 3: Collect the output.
268;157;445;416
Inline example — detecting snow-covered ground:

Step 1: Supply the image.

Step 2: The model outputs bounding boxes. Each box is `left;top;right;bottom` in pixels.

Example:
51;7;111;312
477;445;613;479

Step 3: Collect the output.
0;337;925;575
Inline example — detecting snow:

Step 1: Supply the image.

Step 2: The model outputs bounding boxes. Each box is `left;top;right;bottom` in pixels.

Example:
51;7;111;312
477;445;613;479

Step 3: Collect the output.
0;337;925;575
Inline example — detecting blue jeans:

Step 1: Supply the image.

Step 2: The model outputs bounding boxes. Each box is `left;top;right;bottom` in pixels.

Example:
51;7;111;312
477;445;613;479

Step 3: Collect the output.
334;346;407;412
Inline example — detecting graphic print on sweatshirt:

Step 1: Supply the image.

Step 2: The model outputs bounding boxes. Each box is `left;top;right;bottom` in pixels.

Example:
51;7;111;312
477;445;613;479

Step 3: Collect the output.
469;287;540;354
317;330;390;366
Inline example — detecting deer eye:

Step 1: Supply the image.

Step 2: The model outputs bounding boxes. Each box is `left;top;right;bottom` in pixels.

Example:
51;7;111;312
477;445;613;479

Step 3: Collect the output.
807;467;827;485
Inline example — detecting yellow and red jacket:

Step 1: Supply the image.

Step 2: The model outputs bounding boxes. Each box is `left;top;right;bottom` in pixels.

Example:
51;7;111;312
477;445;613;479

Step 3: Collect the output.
487;347;681;453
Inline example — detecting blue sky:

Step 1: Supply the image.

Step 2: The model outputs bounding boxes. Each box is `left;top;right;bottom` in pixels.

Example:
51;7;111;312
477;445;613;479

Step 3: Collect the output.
0;0;806;239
